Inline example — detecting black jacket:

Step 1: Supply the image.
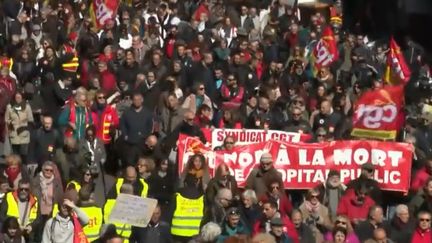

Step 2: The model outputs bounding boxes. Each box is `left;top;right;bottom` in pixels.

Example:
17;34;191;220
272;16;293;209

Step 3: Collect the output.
120;106;154;145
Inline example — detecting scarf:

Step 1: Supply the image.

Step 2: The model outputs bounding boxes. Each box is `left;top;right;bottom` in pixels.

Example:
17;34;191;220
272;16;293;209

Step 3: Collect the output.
5;166;20;185
39;172;54;202
189;169;203;178
304;200;321;214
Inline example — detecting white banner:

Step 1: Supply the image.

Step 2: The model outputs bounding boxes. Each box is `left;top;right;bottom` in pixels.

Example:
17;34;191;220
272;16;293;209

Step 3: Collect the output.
210;128;303;149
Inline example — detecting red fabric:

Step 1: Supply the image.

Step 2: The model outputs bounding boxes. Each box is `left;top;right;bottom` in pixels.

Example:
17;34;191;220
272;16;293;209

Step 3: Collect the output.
72;212;89;243
5;167;20;186
165;38;176;59
259;194;293;217
385;37;411;84
286;32;298;48
194;115;212;128
337;189;376;223
79;59;91;88
193;4;210;21
0;76;16;96
252;214;299;243
411;228;431;243
255;61;263;80
411;167;431;192
220;85;245;110
99;70;117;95
91;105;119;143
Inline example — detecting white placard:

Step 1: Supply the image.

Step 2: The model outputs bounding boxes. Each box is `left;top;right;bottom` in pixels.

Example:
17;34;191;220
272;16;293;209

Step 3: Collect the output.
108;194;158;227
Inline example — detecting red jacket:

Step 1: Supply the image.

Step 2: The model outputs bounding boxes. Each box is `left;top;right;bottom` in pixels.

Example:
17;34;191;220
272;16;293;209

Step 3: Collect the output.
253;214;299;243
0;76;16;97
99;70;117;95
259;194;293;218
220;84;245;110
91;105;119;144
337;189;375;223
411;228;432;243
411;167;431;192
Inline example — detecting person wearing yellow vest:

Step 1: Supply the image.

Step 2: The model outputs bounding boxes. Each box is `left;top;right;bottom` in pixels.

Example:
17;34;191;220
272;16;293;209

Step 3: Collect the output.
0;179;40;235
171;174;205;243
77;185;103;242
104;182;134;243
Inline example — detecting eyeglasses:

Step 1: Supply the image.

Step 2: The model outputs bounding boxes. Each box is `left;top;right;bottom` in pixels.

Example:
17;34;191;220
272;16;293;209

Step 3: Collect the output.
420;218;431;222
97;96;105;99
229;210;240;215
44;168;53;172
19;188;30;192
335;220;347;225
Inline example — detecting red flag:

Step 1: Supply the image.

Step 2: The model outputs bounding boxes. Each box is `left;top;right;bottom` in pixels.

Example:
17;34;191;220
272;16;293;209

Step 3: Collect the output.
384;37;411;84
72;213;89;243
89;0;119;30
311;26;339;75
351;85;405;140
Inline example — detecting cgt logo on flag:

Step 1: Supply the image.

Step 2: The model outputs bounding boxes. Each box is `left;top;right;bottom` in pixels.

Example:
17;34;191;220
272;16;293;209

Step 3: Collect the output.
352;85;405;140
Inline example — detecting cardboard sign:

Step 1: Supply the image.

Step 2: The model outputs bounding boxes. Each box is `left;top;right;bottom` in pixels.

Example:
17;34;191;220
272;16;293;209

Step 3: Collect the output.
108;194;158;227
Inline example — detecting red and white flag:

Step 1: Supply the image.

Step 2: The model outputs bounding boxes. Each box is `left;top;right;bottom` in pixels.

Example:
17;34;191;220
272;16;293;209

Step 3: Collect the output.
384;37;411;85
311;26;339;75
89;0;119;30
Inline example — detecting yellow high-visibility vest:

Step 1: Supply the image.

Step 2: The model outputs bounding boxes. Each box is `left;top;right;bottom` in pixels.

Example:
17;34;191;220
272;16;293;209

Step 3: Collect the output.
171;193;204;237
81;206;103;242
115;178;148;198
104;199;131;243
6;192;38;226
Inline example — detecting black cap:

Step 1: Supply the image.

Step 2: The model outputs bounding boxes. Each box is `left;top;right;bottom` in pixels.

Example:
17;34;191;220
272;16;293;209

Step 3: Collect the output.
361;163;375;171
270;217;284;226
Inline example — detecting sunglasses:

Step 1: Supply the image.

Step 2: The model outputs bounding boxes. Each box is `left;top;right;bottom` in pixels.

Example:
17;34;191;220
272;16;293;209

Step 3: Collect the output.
335;220;347;225
19;188;30;192
420;218;431;222
97;96;105;99
310;195;319;199
44;168;53;172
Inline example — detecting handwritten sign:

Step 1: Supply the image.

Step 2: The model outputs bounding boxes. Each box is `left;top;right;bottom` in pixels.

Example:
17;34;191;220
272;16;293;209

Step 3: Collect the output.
107;194;158;227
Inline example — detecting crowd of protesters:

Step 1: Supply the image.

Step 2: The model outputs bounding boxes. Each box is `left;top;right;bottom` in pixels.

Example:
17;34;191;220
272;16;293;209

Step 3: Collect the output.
0;0;431;243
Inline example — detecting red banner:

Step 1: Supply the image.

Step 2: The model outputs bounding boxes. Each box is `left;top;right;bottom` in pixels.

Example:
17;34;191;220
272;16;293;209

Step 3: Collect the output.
351;85;405;140
178;135;413;192
89;0;119;29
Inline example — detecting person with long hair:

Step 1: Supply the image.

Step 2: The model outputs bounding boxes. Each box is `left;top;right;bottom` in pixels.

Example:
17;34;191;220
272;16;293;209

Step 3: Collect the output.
5;91;34;162
180;154;210;191
0;217;25;243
